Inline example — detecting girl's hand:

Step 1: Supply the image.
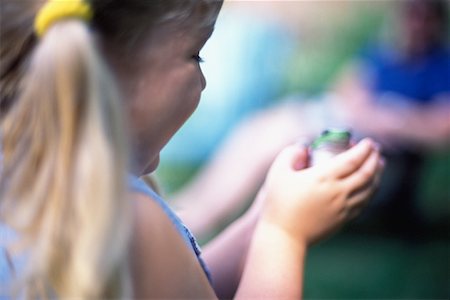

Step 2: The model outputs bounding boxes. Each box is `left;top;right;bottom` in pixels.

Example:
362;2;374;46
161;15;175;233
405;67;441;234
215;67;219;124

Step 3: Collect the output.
261;138;383;245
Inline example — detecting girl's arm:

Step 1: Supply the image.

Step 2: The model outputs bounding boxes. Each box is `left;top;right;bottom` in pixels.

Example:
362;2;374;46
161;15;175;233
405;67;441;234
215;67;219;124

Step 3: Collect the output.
236;219;307;298
201;190;263;299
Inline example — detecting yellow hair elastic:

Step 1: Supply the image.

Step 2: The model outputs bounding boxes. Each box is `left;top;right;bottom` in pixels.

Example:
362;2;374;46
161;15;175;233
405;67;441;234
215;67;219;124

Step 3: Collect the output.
34;0;93;38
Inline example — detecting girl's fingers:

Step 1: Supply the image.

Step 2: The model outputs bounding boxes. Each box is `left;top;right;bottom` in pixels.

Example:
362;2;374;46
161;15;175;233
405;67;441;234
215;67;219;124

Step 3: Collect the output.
347;207;362;220
329;138;375;179
344;155;385;220
374;156;386;185
346;183;376;209
343;150;380;192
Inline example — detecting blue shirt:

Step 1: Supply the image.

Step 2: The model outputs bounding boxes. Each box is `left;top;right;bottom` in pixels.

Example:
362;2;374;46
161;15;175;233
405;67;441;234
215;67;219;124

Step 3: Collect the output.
361;43;450;104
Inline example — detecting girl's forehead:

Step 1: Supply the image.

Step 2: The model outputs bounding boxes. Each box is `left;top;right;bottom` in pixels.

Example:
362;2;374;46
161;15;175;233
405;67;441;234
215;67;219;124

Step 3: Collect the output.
156;10;217;42
153;19;214;43
136;19;213;59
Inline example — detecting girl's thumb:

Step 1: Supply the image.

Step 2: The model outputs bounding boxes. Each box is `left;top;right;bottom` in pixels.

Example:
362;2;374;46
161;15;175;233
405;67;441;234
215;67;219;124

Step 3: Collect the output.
272;143;309;172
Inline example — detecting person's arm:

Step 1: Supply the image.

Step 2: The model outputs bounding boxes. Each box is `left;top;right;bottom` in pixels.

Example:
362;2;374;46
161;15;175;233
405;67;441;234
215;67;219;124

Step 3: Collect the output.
236;219;307;298
355;94;450;150
381;95;450;149
201;189;265;299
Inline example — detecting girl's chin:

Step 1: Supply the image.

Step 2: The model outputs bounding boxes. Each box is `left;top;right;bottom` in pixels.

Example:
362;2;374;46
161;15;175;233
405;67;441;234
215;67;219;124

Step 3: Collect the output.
144;155;160;174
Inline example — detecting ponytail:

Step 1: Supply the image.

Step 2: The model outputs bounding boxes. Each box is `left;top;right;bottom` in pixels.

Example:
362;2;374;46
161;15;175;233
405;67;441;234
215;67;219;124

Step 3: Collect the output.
1;20;131;298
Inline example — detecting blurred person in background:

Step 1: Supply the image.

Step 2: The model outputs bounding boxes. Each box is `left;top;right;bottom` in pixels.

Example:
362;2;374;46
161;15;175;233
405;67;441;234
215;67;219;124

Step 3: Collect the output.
0;0;383;299
332;0;449;235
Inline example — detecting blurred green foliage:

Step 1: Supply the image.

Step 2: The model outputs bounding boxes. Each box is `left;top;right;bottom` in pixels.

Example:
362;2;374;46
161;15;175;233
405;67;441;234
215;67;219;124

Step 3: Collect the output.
282;4;386;97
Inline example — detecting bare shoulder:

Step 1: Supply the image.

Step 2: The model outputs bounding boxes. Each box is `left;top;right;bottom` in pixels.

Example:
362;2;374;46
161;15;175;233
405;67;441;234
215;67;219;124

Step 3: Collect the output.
131;191;173;232
129;191;217;299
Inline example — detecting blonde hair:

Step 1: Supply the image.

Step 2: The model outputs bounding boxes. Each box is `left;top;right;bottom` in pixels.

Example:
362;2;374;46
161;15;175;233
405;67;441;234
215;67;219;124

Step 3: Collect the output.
0;0;222;298
1;18;131;298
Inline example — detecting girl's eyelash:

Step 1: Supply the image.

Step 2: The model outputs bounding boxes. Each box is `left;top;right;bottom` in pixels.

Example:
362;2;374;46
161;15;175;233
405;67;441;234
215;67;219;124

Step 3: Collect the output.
192;54;204;63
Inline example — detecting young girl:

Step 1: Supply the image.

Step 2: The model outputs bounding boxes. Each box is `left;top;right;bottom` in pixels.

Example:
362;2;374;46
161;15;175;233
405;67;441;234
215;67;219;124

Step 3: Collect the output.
0;0;383;298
